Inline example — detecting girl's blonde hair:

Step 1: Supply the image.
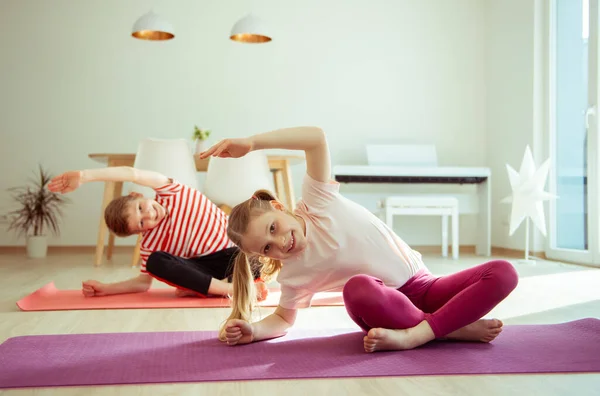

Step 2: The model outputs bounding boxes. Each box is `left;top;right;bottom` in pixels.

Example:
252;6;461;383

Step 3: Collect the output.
219;189;292;341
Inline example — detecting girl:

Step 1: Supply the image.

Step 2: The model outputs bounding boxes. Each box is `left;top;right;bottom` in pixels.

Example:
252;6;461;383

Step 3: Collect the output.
199;126;518;352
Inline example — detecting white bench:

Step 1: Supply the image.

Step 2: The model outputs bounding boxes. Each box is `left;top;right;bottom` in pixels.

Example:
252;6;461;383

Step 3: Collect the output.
383;195;459;259
367;144;460;259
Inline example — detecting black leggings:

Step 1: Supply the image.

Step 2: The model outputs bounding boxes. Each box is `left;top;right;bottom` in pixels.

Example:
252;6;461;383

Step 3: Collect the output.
145;247;260;296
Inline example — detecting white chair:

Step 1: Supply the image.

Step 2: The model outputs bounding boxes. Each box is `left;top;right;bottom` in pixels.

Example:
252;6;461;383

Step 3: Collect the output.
203;150;275;211
129;138;198;197
129;138;199;266
368;144;460;259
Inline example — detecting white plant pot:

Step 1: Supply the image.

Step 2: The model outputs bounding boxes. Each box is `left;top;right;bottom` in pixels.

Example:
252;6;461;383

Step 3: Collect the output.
195;140;207;154
26;235;48;258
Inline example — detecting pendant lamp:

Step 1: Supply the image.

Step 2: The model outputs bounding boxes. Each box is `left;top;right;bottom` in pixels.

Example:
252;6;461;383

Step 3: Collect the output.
230;14;272;43
132;11;175;41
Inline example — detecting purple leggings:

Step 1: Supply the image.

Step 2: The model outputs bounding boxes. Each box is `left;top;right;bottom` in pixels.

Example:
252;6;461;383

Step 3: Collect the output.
342;260;519;338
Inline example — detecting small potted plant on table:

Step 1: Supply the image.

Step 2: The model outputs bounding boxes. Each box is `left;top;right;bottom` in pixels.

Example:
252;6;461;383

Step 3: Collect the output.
193;125;211;154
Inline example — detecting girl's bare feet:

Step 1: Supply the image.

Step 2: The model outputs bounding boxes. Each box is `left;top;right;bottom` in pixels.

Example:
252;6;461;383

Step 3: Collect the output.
364;320;435;353
444;319;503;343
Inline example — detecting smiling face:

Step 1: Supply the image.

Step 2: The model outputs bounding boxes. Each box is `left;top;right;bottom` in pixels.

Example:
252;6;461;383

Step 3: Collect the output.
125;197;167;234
241;203;307;261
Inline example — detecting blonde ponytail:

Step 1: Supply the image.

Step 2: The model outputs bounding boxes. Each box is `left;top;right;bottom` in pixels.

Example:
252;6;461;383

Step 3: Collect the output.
218;252;256;341
219;188;291;341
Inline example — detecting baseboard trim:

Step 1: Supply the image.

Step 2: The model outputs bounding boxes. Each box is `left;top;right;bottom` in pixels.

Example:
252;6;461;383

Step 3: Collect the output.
0;244;550;260
490;247;547;260
0;246;135;254
409;245;546;259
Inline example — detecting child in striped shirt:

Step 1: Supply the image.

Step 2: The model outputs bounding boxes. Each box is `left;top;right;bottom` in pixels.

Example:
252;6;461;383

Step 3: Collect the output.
48;166;267;299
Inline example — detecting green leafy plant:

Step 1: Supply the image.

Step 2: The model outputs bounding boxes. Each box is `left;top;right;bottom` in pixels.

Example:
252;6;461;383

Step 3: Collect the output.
7;165;69;238
192;125;211;141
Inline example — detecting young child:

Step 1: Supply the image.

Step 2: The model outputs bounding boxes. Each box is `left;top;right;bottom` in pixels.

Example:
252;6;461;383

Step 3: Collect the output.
48;166;267;299
199;126;519;352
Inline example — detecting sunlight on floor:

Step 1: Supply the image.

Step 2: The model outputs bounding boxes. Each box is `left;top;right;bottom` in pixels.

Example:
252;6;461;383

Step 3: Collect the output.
488;269;600;320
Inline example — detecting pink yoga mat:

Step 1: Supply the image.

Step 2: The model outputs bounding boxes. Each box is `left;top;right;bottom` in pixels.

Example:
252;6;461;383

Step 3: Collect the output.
0;319;598;389
16;282;344;311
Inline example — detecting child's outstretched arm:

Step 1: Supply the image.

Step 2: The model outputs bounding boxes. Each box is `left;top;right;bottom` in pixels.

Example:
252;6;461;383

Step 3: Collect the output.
48;167;170;194
223;306;297;345
200;126;331;183
82;273;153;297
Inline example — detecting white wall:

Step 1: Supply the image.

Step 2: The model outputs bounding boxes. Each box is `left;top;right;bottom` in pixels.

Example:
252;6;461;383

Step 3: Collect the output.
485;0;547;252
1;0;487;248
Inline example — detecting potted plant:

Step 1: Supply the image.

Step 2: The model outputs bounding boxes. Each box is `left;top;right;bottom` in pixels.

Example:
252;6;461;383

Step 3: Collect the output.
7;165;69;258
192;125;211;154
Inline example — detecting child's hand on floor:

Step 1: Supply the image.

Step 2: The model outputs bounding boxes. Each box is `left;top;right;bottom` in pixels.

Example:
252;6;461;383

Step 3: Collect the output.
82;280;109;297
255;280;269;301
224;319;254;346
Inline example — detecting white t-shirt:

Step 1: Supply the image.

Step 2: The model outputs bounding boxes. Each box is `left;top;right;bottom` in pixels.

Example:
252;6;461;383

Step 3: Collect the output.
277;174;425;309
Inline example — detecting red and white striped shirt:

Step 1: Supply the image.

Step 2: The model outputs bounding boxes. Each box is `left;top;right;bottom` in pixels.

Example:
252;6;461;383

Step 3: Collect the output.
139;181;235;273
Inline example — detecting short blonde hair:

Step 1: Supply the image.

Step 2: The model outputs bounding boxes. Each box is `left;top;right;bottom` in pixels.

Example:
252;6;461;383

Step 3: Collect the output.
104;196;138;237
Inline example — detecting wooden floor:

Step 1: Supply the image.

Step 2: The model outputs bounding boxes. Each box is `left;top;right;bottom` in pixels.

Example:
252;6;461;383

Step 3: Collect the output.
0;250;599;395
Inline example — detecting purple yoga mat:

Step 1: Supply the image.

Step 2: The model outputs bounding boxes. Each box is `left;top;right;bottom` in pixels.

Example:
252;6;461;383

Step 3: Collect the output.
0;318;599;389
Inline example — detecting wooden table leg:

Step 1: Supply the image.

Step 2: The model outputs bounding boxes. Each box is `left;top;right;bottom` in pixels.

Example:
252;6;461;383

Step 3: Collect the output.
131;233;142;268
272;170;286;207
280;160;296;210
106;181;123;260
107;234;116;261
95;181;115;266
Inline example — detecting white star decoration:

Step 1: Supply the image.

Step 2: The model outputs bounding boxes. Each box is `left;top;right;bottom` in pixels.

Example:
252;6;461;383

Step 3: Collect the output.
501;146;557;236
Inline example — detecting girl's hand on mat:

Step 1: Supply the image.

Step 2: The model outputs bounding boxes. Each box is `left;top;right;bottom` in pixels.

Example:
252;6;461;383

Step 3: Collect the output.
224;319;254;345
48;171;83;194
198;138;253;159
82;280;109;297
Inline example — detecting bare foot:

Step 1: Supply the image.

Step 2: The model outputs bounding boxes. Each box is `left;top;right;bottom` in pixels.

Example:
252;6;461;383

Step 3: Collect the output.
444;319;503;343
175;288;199;298
363;320;436;353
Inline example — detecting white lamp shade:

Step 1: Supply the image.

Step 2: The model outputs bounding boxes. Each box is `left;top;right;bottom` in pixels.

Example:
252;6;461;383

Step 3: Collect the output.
132;11;175;41
230;14;272;43
129;138;198;197
203;151;274;208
